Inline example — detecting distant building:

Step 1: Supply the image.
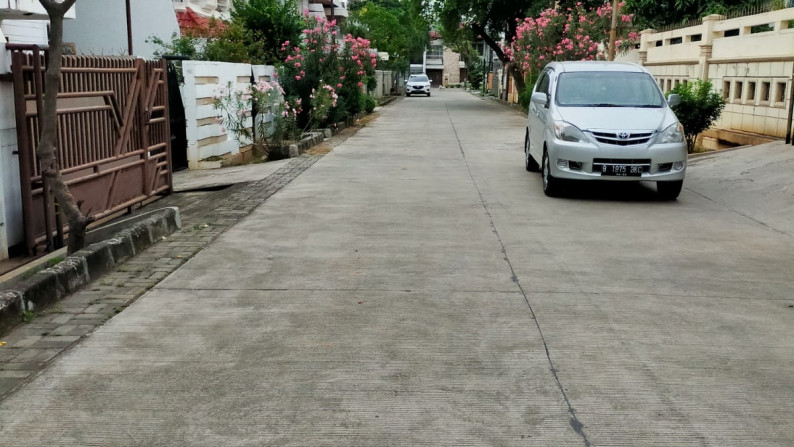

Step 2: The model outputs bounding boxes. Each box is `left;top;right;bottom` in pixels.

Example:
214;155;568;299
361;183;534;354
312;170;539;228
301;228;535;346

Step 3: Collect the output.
173;1;232;19
296;0;349;21
423;39;466;87
173;1;348;23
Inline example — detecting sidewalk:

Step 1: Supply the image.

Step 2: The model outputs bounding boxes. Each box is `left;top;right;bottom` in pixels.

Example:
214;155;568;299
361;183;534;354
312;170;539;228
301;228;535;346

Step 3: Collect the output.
0;111;378;400
172;158;292;192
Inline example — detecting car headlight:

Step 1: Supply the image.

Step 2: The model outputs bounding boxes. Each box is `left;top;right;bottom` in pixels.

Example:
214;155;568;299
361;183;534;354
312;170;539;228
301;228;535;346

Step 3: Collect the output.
553;121;587;143
658;122;684;143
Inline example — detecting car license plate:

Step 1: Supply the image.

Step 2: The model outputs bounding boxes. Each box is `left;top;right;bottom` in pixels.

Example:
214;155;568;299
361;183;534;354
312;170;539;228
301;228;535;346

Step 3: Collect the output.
600;164;642;176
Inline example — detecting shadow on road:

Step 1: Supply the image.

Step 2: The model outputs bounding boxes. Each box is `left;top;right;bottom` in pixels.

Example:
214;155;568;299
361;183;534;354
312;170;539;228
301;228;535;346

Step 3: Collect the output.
545;179;673;202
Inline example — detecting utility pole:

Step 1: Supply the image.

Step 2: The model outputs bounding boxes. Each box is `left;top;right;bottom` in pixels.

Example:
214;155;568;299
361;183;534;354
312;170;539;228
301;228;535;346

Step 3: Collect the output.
608;0;618;61
126;0;133;56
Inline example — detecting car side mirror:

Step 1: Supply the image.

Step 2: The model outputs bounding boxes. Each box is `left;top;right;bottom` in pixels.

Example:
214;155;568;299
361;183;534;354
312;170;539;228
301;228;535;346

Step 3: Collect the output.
531;92;549;108
667;93;681;107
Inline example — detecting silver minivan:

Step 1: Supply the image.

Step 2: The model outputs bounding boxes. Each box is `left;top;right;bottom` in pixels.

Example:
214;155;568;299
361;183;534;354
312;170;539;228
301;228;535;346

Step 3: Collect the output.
525;61;687;199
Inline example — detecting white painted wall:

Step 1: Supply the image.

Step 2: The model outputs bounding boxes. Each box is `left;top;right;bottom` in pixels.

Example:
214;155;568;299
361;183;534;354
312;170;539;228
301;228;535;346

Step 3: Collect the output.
181;61;276;170
0;0;75;20
0;19;47;44
63;0;179;58
373;70;393;98
0;81;23;260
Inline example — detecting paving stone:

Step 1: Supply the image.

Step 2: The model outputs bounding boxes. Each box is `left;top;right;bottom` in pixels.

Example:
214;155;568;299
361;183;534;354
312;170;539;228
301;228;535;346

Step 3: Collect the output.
0;378;23;395
83;304;107;314
50;325;77;336
0;348;20;363
35;336;81;349
0;362;39;372
67;316;107;326
50;314;73;325
61;325;95;337
0;370;32;379
3;335;42;348
13;348;61;363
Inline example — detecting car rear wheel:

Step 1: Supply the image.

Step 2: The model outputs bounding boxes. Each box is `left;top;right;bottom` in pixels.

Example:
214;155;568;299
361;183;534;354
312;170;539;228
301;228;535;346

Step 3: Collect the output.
542;150;562;197
657;180;683;200
525;132;539;172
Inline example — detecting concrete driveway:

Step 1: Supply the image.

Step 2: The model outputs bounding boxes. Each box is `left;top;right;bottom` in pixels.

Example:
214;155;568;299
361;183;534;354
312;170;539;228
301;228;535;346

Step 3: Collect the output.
1;90;792;446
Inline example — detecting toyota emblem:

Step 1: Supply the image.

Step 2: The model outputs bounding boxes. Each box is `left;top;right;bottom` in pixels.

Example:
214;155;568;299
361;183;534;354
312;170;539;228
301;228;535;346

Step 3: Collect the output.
618;132;630;139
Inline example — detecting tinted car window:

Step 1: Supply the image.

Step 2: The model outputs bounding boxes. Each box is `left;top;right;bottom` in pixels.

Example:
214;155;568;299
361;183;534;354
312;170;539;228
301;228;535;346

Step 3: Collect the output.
410;75;429;82
536;72;551;95
555;72;664;107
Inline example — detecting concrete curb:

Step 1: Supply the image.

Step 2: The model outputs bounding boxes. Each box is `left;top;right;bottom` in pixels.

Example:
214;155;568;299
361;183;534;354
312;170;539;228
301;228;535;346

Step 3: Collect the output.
483;94;527;115
278;106;383;157
378;95;398;107
0;207;181;334
287;132;325;158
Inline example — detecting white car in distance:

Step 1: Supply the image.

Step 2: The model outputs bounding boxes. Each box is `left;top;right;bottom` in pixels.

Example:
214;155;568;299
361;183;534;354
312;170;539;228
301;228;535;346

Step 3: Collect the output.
406;74;431;97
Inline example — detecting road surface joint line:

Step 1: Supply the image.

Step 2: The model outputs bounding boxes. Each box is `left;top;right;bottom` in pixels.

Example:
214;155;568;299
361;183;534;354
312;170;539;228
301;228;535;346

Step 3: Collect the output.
686;188;793;239
444;101;592;447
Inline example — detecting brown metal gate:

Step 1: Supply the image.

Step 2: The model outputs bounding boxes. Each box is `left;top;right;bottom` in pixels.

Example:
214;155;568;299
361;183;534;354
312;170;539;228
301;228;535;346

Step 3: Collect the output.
9;46;172;255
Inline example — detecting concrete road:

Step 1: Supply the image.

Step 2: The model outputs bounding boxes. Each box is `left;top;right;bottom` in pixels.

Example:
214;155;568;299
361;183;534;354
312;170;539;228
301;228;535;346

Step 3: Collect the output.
1;90;793;446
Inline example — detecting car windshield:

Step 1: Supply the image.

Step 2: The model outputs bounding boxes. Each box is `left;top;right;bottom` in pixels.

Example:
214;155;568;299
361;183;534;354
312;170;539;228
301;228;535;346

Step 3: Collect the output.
555;71;664;108
410;75;429;82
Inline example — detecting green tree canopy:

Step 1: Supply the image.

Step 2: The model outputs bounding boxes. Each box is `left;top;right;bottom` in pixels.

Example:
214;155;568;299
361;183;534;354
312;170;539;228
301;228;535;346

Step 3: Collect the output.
346;0;430;72
230;0;305;64
437;0;545;94
624;0;768;28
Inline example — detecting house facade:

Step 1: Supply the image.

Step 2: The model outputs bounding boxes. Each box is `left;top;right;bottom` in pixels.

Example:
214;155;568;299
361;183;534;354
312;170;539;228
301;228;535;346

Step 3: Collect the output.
173;0;233;19
623;8;794;143
174;0;348;21
422;39;465;87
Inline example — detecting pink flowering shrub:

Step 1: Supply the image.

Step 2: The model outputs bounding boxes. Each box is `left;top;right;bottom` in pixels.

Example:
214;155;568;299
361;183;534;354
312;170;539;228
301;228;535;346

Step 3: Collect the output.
278;16;377;129
507;2;639;81
213;79;300;156
309;83;339;129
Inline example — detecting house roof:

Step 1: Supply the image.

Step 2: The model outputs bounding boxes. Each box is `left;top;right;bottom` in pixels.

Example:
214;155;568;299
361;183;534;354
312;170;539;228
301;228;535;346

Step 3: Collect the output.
176;7;225;36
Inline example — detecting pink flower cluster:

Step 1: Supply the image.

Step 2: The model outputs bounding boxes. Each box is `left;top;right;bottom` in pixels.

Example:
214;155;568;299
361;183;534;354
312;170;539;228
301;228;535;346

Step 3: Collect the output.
282;98;302;118
253;80;285;96
310;83;339;108
508;1;636;75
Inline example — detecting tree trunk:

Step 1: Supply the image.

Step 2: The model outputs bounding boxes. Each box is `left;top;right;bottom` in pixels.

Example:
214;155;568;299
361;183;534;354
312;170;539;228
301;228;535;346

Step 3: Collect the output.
472;23;527;96
686;134;696;154
37;0;88;254
507;64;526;96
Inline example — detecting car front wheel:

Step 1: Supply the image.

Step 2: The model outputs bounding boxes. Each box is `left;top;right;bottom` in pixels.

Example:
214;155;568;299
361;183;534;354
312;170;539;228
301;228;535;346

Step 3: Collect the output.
657;180;683;200
525;132;539;172
542;150;562;197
